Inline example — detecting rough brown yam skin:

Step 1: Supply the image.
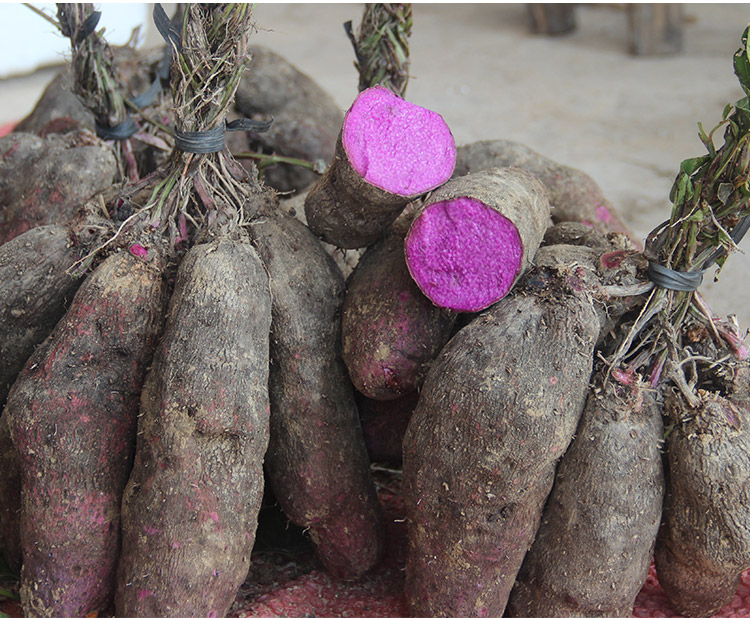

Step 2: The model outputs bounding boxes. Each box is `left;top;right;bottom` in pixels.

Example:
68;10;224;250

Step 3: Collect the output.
531;243;647;346
454;139;634;241
0;131;117;244
3;251;165;618
655;372;750;618
542;220;613;251
402;264;599;617
0;225;83;406
248;207;384;580
506;375;665;618
14;68;93;135
342;213;456;400
115;240;271;618
304;132;415;249
0;225;83;573
233;46;343;194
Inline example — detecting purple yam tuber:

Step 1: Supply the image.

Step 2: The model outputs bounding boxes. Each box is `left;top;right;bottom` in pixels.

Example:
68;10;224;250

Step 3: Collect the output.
0;225;84;406
3;251;165;618
404;167;550;312
654;364;750;618
506;372;665;617
115;239;272;618
342;209;456;400
248;202;384;580
304;85;456;248
0;131;117;245
402;251;599;617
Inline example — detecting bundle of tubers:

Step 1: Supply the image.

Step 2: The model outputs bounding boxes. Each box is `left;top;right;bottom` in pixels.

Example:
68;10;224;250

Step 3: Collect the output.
4;5;750;618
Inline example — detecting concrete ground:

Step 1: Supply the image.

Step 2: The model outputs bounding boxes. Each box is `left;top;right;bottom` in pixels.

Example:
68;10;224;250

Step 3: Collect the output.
3;2;750;328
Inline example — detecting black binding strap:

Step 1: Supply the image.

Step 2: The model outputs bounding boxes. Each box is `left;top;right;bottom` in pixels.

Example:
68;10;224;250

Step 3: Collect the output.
647;214;750;292
130;78;162;109
174;118;274;154
153;3;181;51
95;117;139;141
647;262;704;292
77;10;101;44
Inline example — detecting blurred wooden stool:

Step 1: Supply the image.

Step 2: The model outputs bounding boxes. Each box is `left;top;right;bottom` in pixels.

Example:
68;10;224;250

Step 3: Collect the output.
527;4;684;55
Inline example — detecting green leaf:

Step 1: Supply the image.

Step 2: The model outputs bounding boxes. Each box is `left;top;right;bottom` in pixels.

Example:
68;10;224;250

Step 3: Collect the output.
717;182;734;204
735;25;750;96
680;155;710;176
698;122;711;149
736;96;750;115
670;172;691;205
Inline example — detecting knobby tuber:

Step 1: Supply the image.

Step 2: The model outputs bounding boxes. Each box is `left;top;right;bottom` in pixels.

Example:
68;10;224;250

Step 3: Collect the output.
342;208;456;400
304;85;456;248
654;366;750;618
116;240;272;618
0;131;117;244
4;251;164;618
248;203;384;580
0;225;83;405
404;167;550;312
506;372;665;617
402;249;600;617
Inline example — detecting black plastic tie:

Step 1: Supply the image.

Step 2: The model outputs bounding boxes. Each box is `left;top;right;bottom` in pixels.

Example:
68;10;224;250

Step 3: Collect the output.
226;116;274;135
647;262;704;293
96;117;139;141
174;124;226;154
174;117;273;154
77;10;101;44
153;3;181;51
130;79;162;109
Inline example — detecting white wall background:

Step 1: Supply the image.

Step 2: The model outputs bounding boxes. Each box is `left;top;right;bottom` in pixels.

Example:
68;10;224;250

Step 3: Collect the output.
0;3;150;79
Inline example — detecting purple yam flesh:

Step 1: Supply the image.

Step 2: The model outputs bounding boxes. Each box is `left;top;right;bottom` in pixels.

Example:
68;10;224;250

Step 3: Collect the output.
405;197;523;312
342;86;455;196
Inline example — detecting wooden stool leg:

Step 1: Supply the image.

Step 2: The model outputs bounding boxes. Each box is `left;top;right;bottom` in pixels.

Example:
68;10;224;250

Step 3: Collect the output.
628;4;684;56
527;4;577;36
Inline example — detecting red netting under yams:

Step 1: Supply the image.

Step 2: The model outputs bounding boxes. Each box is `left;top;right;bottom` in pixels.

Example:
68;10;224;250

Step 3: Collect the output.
230;490;750;618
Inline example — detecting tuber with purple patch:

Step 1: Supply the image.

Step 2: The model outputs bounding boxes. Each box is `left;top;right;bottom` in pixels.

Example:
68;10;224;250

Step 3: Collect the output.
342;208;456;400
304;85;456;248
404;167;550;312
4;251;165;618
0;131;117;245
